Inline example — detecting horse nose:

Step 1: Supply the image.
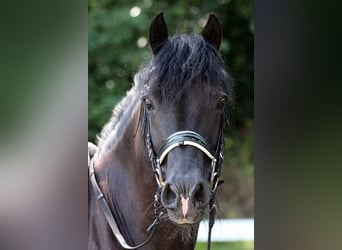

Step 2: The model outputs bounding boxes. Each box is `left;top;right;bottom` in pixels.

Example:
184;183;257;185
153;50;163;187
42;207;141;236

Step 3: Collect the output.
161;179;209;210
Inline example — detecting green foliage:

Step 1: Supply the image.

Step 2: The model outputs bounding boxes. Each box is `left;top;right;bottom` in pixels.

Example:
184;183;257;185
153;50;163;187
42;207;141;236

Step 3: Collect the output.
89;0;253;218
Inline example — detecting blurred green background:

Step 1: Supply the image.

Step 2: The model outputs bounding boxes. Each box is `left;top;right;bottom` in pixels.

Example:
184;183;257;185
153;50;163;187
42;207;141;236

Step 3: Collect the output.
196;241;254;250
89;0;253;248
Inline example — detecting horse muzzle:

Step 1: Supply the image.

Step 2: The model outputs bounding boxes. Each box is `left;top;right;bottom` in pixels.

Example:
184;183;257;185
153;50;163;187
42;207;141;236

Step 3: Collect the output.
161;177;209;225
150;130;218;225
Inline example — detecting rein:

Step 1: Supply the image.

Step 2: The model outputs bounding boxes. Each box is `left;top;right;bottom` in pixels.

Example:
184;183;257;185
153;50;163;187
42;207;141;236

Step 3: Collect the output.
88;149;163;249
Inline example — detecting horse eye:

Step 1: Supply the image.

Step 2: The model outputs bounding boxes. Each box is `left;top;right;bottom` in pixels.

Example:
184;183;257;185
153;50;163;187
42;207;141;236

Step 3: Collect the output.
217;97;227;110
143;98;155;111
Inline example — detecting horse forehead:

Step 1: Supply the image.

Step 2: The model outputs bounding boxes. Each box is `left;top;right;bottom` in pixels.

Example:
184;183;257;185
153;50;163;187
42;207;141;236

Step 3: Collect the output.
184;83;218;105
170;89;217;117
194;80;220;93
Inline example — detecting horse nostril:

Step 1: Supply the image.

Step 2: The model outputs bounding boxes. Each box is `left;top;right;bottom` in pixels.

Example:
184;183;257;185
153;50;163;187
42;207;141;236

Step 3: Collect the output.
161;183;178;209
193;182;208;205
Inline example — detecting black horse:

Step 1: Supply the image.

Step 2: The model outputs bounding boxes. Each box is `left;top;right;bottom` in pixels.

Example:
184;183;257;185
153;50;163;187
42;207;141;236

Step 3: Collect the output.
88;12;233;250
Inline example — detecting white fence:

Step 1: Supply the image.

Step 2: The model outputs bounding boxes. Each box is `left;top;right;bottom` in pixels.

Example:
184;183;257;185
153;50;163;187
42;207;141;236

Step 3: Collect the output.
197;218;254;242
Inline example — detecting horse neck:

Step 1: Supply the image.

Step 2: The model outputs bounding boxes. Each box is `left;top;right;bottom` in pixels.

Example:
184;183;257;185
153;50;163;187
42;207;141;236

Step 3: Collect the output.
90;102;158;247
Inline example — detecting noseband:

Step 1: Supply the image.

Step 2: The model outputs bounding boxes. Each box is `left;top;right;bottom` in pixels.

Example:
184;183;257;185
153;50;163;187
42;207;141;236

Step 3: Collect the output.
154;131;218;190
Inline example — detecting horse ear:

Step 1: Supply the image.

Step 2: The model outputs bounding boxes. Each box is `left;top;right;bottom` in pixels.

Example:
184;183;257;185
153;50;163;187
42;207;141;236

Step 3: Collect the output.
149;12;168;55
202;13;222;50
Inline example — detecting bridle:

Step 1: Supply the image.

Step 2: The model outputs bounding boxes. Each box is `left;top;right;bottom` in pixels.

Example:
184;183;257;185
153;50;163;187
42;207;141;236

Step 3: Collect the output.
141;104;227;250
88;103;227;250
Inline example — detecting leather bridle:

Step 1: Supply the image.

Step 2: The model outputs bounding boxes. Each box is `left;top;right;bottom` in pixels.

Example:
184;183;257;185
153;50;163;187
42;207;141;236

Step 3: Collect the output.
88;104;227;250
141;105;227;250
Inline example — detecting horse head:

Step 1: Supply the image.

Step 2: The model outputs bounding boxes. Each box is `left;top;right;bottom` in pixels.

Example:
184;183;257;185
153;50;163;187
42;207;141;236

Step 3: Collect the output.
141;12;232;226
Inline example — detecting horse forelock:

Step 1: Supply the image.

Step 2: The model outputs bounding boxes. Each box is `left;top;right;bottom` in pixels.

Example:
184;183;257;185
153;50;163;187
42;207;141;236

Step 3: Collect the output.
143;34;234;104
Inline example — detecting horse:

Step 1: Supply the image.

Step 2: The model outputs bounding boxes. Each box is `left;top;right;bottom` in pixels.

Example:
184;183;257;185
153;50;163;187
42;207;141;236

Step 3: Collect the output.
88;12;233;250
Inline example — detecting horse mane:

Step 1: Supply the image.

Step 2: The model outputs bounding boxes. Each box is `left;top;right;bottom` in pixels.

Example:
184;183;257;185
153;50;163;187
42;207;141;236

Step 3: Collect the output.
96;33;233;152
96;73;145;150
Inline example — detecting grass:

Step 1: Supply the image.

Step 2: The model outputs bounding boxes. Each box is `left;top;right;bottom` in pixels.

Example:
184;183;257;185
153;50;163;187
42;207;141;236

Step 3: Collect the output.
195;241;254;250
